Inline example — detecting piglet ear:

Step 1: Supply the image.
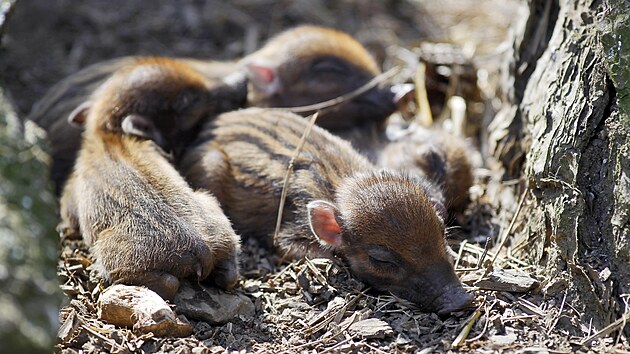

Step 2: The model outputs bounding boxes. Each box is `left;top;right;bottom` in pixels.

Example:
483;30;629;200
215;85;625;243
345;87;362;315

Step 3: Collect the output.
121;114;165;147
67;101;92;127
245;61;282;97
307;200;344;248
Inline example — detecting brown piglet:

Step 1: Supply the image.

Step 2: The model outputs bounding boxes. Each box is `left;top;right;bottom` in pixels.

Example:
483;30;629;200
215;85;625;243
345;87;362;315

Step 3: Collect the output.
377;126;474;214
29;25;405;195
181;108;473;315
60;58;241;300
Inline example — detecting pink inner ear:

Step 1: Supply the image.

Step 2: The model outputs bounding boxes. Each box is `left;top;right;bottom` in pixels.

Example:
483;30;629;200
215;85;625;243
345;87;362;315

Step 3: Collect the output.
307;201;343;248
246;63;276;84
67;101;91;127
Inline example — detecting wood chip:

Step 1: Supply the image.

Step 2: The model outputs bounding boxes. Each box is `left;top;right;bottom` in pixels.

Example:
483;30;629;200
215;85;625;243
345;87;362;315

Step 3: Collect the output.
57;308;79;342
474;268;539;292
348;318;393;339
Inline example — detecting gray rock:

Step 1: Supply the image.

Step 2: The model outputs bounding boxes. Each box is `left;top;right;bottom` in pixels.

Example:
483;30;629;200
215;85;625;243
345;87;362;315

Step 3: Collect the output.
173;282;255;324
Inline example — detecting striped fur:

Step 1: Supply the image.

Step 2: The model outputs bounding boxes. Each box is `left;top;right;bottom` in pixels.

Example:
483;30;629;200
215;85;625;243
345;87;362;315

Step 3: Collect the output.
181;108;473;314
28;26;395;195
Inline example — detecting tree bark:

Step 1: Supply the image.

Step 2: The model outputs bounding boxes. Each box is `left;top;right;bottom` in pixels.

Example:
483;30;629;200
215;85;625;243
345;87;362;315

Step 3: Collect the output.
492;0;630;330
0;1;61;352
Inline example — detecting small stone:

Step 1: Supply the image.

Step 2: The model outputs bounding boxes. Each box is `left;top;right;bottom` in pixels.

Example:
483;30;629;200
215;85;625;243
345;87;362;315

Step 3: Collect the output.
599;267;611;282
489;332;517;346
97;284;192;337
208;346;226;354
242;280;260;292
349;318;393;339
173;282;255;324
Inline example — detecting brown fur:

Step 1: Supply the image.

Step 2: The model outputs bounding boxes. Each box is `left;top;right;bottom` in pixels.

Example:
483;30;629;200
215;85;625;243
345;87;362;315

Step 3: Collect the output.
240;25;395;130
181;108;472;315
59;58;241;300
377;126;474;214
29;26;397;194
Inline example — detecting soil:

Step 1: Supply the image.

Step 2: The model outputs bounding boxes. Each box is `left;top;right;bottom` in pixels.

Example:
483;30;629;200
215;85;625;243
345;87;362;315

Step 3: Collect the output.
1;0;626;352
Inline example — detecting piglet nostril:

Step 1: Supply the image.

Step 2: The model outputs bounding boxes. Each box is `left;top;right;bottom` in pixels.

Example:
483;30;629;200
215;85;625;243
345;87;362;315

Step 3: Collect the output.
436;290;475;316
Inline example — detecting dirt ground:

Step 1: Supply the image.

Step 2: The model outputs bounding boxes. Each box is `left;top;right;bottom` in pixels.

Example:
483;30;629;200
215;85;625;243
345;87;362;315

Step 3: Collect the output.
1;0;627;352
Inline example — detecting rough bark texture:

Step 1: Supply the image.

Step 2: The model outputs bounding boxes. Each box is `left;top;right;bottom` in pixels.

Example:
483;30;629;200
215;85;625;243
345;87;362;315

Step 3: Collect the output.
493;0;630;330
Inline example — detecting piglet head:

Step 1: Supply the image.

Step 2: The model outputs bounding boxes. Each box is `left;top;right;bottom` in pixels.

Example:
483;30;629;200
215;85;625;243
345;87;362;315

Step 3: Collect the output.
307;170;473;315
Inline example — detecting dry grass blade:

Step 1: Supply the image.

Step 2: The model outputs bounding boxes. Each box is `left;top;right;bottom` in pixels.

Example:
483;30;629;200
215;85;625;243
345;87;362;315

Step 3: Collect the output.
452;305;483;348
81;324;126;352
272;112;320;246
283;66;401;113
319;337;354;354
454;239;467;270
362;341;390;354
414;61;433;126
548;291;567;331
477;237;492;268
579;311;630;347
489;186;528;266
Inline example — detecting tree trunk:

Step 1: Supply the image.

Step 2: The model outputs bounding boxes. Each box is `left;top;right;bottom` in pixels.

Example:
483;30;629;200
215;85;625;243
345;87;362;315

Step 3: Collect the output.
0;1;61;352
492;0;630;330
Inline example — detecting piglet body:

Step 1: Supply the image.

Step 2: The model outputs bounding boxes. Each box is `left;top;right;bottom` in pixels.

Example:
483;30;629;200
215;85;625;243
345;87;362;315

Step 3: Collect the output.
182;108;472;314
60;58;241;300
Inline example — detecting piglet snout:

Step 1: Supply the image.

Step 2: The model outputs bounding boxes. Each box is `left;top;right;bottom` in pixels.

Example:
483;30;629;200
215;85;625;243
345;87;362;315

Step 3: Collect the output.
436;284;475;316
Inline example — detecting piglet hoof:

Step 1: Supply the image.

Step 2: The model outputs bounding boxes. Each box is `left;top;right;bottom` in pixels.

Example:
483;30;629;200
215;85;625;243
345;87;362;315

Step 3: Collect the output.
208;258;240;290
193;245;214;280
143;272;180;301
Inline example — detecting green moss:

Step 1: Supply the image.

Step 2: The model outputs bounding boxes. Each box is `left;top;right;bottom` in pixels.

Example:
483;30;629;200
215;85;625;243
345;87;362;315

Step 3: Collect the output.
0;87;61;353
600;0;630;121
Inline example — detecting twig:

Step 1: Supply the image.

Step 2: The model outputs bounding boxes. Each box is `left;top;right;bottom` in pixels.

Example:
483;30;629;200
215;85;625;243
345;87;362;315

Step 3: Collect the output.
278;66;401;114
319;337;354;354
437;65;461;122
304;257;328;285
362;341;389;354
273;112;319;246
458;242;523;270
454;239;467;270
277;336;329;354
616;295;630;346
489;187;528;266
476;237;492;268
467;300;497;342
452;305;483;348
414;61;433;126
548;291;567;331
81;324;125;352
579;311;630;346
305;289;369;335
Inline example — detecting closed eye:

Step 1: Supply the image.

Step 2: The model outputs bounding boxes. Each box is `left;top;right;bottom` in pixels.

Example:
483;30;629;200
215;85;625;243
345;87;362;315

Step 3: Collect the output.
368;255;397;268
310;57;349;76
367;246;399;268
